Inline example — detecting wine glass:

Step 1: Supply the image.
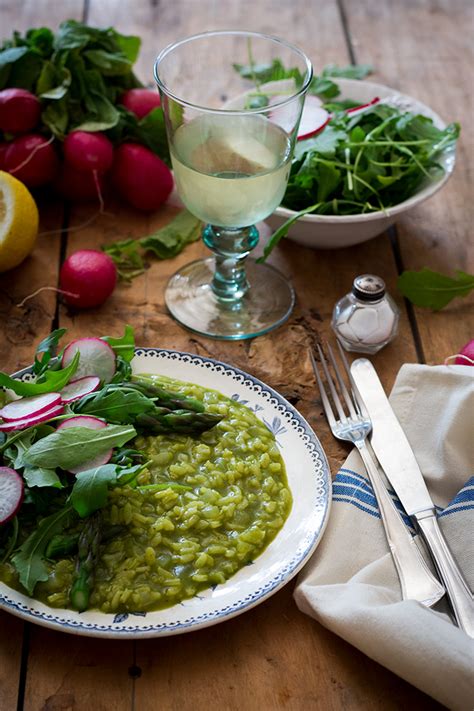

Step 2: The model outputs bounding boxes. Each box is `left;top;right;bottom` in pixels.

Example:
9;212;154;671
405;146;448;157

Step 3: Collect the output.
154;30;312;339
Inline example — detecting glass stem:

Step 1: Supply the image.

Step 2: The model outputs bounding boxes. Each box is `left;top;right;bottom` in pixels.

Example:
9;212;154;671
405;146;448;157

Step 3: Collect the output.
203;224;259;302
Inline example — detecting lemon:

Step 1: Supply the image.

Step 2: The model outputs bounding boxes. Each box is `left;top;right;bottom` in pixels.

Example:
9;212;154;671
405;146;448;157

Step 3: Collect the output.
0;170;39;272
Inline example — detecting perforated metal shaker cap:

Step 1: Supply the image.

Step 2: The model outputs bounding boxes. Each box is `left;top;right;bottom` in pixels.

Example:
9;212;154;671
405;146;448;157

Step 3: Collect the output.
352;274;386;301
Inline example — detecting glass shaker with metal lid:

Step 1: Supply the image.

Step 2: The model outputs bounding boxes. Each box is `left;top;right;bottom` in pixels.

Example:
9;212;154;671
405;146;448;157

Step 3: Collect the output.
331;274;400;354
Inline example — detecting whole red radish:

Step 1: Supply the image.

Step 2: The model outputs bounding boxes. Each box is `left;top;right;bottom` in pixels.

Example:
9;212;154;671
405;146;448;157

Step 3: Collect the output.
63;131;114;173
0;88;41;134
454;339;474;366
112;142;173;211
60;250;117;308
5;133;59;187
121;88;161;119
55;163;106;202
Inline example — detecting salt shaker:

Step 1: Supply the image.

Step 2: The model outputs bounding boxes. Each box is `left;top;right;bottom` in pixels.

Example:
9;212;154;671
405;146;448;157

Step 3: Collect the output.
331;274;400;354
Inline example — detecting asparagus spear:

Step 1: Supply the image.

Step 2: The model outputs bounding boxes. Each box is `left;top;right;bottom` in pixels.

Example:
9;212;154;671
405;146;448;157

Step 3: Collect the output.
130;377;205;413
70;513;102;612
135;409;222;434
47;525;124;559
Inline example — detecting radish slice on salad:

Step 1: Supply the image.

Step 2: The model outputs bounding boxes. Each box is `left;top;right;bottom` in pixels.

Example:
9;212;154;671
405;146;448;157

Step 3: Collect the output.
346;97;380;117
0;467;24;524
60;376;101;404
297;98;330;141
0;404;64;432
62;337;116;383
57;415;113;474
0;392;61;422
57;415;107;431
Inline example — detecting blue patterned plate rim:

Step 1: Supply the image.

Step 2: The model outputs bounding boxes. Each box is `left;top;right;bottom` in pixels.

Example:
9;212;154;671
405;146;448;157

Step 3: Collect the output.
0;347;331;638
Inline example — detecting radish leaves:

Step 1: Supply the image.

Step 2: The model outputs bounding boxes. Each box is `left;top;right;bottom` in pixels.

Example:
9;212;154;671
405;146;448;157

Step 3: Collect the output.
397;269;474;310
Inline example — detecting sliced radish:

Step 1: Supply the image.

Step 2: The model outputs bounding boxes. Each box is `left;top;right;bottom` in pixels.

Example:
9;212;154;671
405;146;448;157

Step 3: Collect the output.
297;98;330;141
57;415;107;431
346;97;380;117
60;376;101;404
56;416;112;474
0;392;61;422
62;338;116;383
0;467;24;524
0;404;64;432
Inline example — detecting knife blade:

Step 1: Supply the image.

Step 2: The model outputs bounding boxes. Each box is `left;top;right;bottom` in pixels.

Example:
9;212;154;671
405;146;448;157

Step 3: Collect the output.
350;358;474;637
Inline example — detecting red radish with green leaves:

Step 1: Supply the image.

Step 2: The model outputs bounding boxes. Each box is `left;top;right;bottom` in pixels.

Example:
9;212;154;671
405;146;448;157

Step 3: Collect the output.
0;404;64;432
112;142;173;211
62;337;116;383
0;88;41;134
121;88;161;119
60;376;100;403
59;250;117;308
0;392;61;421
57;415;113;473
0;467;24;524
5;133;59;187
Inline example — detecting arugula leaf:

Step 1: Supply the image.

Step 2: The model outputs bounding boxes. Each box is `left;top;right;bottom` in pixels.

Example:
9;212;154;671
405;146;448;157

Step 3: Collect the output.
74;388;156;423
397;269;474;310
0;352;79;396
33;328;66;376
24;424;136;470
23;467;63;489
11;507;74;594
102;325;135;363
70;462;144;517
69;464;118;517
103;210;201;281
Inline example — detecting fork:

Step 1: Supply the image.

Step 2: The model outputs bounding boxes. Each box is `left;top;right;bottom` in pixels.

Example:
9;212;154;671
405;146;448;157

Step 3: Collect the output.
310;342;445;607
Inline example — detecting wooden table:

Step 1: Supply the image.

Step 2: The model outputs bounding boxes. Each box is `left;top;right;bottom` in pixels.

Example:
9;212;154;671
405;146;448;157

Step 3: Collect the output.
0;1;472;709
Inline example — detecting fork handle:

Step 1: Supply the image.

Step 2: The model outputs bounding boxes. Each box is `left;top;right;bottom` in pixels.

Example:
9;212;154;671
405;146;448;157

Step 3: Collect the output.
356;441;445;606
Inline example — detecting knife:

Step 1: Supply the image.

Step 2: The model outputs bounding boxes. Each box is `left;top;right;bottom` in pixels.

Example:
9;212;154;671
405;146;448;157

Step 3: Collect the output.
351;358;474;637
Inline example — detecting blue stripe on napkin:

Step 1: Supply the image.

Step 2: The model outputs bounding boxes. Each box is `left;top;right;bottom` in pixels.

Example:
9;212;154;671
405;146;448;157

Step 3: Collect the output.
439;476;474;517
333;468;472;530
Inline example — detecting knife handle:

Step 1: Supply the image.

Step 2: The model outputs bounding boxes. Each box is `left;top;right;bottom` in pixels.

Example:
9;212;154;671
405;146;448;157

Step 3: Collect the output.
415;511;474;637
356;443;445;606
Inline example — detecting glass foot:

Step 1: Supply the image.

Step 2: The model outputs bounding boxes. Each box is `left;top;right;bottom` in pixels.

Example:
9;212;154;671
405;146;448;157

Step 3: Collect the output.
165;257;295;340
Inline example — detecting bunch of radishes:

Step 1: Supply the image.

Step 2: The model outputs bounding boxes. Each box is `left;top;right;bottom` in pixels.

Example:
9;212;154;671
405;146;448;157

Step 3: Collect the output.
0;87;173;212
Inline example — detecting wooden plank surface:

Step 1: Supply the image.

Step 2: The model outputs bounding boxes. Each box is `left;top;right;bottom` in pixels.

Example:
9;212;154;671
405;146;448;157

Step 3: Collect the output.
0;0;469;709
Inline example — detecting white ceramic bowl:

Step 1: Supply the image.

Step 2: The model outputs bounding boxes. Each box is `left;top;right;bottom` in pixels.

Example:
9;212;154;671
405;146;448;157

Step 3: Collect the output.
267;78;456;249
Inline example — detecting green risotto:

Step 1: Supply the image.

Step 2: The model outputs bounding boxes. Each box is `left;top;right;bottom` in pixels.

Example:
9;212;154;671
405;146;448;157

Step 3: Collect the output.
0;376;292;613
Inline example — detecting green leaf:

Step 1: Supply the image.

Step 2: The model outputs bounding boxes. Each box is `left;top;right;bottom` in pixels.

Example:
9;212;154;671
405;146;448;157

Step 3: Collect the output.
73;92;120;131
112;31;141;63
24;424;137;470
74;388;155;423
41;99;69;138
23;467;63;489
140;210;201;259
0;46;29;89
11;507;74;594
102;325;135;363
136;107;170;163
322;63;373;80
0;352;79;397
397;269;474;310
33;328;66;376
84;49;132;76
69;464;118;517
103;210;201;280
233;58;303;86
308;75;339;100
293;127;347;160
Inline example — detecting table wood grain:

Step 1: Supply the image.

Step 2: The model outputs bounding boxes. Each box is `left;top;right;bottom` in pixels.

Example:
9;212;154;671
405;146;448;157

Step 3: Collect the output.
0;1;472;709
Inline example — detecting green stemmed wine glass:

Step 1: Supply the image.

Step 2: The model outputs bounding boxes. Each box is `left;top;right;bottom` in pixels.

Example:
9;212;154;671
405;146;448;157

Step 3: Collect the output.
154;30;312;339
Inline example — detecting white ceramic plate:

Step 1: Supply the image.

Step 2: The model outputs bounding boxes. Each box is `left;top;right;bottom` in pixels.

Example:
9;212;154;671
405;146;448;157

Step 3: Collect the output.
0;348;331;638
267;78;457;248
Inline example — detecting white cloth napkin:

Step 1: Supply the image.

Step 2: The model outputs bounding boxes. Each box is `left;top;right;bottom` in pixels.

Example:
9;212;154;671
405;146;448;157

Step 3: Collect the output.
294;364;474;710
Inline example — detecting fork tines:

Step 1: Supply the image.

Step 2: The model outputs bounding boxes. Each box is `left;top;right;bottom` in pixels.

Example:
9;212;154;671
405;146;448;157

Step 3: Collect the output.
310;341;360;424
